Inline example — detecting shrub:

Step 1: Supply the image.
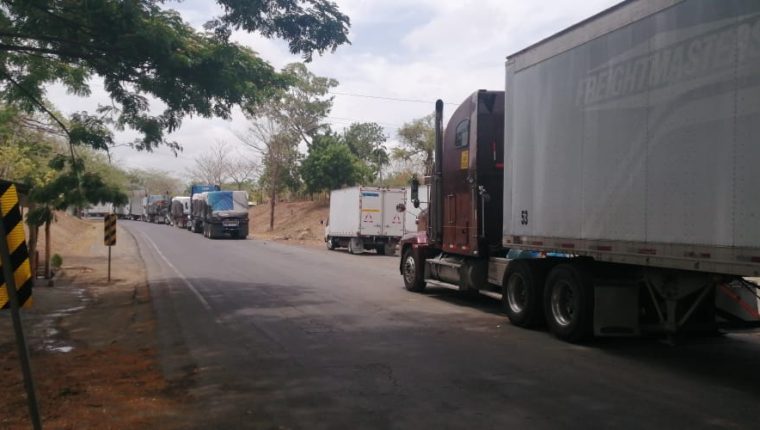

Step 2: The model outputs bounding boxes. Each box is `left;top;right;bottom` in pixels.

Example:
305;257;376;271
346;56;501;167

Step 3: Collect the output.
51;253;63;269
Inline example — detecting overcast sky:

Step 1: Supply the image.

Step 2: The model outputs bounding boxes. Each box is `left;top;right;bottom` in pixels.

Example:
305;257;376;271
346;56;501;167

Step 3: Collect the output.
47;0;621;179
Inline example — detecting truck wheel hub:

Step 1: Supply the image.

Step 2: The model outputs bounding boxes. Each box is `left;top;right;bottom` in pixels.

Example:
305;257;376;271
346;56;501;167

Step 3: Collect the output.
507;275;528;314
404;256;416;284
551;280;577;327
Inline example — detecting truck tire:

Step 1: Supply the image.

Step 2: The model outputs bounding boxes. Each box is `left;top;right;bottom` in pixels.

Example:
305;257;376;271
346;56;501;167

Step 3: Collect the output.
544;264;593;342
348;238;363;255
375;244;386;255
326;237;335;250
384;243;396;257
402;249;426;292
502;260;544;328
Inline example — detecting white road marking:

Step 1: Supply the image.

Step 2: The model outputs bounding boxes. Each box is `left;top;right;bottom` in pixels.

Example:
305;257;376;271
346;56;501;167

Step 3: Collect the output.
140;232;213;312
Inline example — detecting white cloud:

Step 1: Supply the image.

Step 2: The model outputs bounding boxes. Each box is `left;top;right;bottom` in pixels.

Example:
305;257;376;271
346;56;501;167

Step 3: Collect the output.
43;0;622;180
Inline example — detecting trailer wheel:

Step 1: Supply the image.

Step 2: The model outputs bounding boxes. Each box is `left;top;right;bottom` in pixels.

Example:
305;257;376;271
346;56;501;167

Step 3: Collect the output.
402;249;426;292
348;238;363;255
326;237;335;250
375;245;386;255
544;264;593;342
502;261;544;328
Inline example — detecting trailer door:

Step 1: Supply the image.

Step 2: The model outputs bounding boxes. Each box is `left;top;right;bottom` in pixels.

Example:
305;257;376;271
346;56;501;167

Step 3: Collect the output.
360;189;383;236
381;189;406;237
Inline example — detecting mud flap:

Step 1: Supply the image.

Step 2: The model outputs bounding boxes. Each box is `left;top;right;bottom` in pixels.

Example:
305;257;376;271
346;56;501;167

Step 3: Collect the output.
594;284;640;336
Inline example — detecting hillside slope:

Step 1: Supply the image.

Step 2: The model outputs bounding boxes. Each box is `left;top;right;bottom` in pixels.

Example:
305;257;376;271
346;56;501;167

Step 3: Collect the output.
249;200;329;245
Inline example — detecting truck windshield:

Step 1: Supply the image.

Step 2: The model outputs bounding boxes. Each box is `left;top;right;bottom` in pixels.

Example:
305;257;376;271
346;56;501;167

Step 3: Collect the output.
207;191;248;212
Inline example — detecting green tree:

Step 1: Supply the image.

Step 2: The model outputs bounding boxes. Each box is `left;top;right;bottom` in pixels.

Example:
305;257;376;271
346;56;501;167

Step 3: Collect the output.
0;108;56;187
300;132;366;194
392;114;435;175
342;122;388;182
0;0;350;152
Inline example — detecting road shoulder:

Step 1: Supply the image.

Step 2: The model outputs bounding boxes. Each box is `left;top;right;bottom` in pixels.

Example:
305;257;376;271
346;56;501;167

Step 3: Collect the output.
0;214;187;429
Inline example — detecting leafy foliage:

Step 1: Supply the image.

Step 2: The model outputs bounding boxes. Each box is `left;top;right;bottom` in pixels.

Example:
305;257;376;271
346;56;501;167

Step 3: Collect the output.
342;122;388;181
29;155;127;214
51;253;62;269
0;0;350;151
247;63;337;148
300;132;366;194
0;108;56;187
207;0;350;60
392;114;435;175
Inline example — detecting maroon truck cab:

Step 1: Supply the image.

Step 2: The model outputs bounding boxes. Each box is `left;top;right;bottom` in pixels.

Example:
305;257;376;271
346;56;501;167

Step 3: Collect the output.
399;90;504;290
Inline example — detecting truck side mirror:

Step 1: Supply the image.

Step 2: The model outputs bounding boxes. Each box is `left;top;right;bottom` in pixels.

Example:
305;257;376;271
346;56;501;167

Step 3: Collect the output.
410;175;420;208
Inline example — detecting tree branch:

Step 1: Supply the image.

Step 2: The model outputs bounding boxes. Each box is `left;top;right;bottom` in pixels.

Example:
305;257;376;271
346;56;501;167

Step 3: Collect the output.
0;71;71;138
0;31;109;53
0;42;94;59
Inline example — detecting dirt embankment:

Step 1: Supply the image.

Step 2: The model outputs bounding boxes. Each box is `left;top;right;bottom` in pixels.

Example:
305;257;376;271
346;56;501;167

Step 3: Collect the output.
0;213;185;430
249;199;329;246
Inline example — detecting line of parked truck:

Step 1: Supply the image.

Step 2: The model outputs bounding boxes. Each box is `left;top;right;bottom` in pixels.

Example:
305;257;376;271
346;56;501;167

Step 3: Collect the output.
85;181;420;247
104;184;250;239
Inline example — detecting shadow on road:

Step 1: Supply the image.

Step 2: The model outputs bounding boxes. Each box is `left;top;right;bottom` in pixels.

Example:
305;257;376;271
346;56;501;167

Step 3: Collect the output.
421;286;505;317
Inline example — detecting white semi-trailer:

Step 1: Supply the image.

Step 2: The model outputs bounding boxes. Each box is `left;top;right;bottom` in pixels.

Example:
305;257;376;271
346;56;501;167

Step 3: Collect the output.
400;0;760;342
326;186;406;255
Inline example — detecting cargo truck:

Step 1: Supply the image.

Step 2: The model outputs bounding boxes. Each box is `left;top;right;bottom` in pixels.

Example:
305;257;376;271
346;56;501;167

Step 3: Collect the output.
127;190;146;221
145;194;170;223
326;187;406;255
192;191;249;239
83;203;113;217
170;196;191;228
400;0;760;342
188;184;220;231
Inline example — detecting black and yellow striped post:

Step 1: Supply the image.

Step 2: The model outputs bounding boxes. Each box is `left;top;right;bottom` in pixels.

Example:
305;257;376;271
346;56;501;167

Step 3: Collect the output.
104;213;116;282
0;181;42;430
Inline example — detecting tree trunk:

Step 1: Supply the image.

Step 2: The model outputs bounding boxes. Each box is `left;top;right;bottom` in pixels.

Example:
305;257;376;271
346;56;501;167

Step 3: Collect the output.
269;184;276;231
44;219;51;279
269;161;279;231
26;204;38;277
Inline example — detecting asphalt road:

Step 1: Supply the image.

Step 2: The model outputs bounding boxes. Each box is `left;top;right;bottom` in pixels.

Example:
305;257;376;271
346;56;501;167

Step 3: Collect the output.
123;220;760;430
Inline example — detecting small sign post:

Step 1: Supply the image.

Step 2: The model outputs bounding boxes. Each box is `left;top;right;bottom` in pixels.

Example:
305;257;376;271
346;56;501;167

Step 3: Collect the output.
104;214;117;283
0;181;42;430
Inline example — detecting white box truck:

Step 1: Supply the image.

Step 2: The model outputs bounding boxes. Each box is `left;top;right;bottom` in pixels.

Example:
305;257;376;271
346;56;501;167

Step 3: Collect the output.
127;190;146;221
83;203;113;217
326;186;406;255
399;0;760;342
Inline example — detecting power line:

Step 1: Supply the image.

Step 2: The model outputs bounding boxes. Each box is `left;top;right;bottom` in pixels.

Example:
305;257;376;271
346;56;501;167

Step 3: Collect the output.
329;91;455;105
